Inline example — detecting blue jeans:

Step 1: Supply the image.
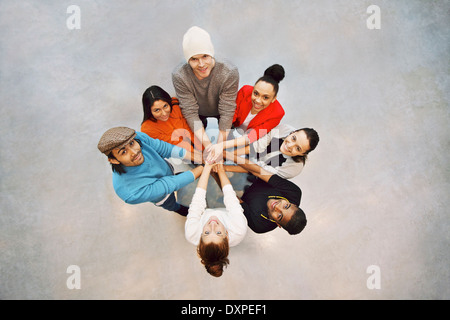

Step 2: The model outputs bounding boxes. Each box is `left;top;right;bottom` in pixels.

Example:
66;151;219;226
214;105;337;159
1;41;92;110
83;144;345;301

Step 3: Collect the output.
157;192;181;212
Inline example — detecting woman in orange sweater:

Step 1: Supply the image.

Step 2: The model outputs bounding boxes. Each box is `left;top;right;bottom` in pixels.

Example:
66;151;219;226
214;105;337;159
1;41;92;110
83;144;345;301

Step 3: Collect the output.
141;85;203;152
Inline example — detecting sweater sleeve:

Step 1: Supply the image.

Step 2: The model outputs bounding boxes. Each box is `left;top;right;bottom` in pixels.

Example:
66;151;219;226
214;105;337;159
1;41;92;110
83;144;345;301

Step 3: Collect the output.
250;130;275;154
138;132;186;160
222;184;247;244
185;187;207;245
254;160;303;180
172;67;202;132
267;175;302;205
217;65;239;132
232;86;245;125
121;171;195;204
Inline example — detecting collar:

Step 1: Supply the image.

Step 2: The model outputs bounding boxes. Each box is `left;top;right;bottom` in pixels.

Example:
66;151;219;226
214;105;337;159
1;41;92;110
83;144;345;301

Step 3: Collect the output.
260;213;276;224
261;195;289;224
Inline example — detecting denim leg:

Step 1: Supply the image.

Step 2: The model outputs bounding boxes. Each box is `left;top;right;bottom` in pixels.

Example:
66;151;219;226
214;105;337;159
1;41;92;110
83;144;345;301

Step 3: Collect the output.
158;193;181;212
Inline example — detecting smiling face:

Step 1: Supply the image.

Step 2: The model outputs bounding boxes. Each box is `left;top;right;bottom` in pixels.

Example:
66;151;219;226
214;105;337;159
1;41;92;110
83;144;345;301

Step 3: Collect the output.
108;139;144;167
188;54;215;80
280;130;311;157
266;198;298;228
202;216;228;244
151;100;171;122
251;81;277;114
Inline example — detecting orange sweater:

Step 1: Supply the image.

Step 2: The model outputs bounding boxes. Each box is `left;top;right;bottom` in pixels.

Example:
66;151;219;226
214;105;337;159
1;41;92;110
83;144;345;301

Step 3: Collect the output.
141;98;202;152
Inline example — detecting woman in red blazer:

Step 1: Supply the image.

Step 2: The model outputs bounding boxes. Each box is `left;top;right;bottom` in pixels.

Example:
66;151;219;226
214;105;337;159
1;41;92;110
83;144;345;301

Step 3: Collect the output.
206;64;286;163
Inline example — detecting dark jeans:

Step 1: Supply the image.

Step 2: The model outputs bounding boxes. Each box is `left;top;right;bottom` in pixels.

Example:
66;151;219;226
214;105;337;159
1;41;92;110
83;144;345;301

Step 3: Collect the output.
157;192;181;212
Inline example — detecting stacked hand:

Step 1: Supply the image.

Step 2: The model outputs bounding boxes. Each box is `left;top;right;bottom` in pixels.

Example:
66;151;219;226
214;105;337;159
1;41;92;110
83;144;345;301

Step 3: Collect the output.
203;160;224;172
211;162;224;173
204;142;224;165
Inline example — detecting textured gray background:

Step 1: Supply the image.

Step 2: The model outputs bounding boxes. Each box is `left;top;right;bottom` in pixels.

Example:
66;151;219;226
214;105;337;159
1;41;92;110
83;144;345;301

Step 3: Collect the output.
0;0;449;299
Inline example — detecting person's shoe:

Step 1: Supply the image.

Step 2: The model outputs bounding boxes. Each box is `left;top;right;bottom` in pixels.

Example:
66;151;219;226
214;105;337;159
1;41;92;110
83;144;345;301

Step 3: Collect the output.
175;205;189;217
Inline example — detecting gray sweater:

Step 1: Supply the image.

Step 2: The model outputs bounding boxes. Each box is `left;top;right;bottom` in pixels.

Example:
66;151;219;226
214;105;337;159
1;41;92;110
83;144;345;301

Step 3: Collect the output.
172;58;239;132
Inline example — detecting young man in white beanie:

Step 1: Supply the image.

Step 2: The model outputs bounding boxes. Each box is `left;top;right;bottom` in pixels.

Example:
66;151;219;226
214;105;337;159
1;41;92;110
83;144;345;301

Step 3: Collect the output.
172;26;239;151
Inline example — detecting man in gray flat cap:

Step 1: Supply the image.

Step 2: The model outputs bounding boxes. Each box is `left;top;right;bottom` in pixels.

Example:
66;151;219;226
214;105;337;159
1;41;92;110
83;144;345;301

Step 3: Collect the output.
98;127;204;216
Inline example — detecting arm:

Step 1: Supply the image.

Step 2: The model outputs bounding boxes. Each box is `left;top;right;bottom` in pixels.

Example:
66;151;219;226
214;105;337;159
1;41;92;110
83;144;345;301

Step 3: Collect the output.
218;130;228;145
223;184;247;237
183;148;204;165
217;64;239;132
206;135;249;163
190;165;204;179
145;129;196;154
219;166;248;241
222;165;248;173
196;163;214;191
216;164;245;215
194;125;213;150
215;163;231;189
138;132;188;161
184;185;206;246
264;174;302;206
256;160;303;180
172;70;201;131
238;161;274;183
172;70;213;149
235;145;250;156
120;170;196;204
184;163;215;245
223;151;273;183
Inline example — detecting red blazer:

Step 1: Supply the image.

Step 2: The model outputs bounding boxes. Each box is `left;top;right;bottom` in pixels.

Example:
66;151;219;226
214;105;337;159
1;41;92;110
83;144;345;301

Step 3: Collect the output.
232;85;285;143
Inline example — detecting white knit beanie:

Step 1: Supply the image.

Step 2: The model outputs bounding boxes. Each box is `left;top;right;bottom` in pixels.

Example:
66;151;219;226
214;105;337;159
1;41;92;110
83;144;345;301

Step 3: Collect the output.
182;26;215;62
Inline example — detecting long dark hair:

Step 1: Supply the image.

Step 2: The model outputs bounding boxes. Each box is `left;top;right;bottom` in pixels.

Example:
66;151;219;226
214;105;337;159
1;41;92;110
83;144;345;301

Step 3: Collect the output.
255;64;285;96
142;85;173;123
287;128;320;165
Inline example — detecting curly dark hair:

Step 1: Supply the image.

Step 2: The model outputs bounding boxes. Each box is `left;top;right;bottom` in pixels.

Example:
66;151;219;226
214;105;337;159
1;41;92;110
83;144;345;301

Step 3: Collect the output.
283;206;307;235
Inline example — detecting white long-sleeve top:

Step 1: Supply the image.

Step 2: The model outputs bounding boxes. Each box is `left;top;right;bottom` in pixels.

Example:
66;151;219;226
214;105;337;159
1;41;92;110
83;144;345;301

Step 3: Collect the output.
185;184;248;247
249;123;304;179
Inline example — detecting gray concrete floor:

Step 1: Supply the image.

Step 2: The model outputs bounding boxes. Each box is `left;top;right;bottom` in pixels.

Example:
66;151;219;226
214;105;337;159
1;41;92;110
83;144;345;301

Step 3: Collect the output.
0;0;449;300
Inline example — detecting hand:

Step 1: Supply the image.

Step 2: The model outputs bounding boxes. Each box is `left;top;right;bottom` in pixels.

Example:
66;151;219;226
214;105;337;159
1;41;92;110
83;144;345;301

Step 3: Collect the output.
206;142;224;164
211;161;224;173
203;162;215;171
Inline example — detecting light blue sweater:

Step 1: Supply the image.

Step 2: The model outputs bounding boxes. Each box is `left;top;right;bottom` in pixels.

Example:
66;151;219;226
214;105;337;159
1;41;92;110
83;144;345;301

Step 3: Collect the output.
112;132;195;205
